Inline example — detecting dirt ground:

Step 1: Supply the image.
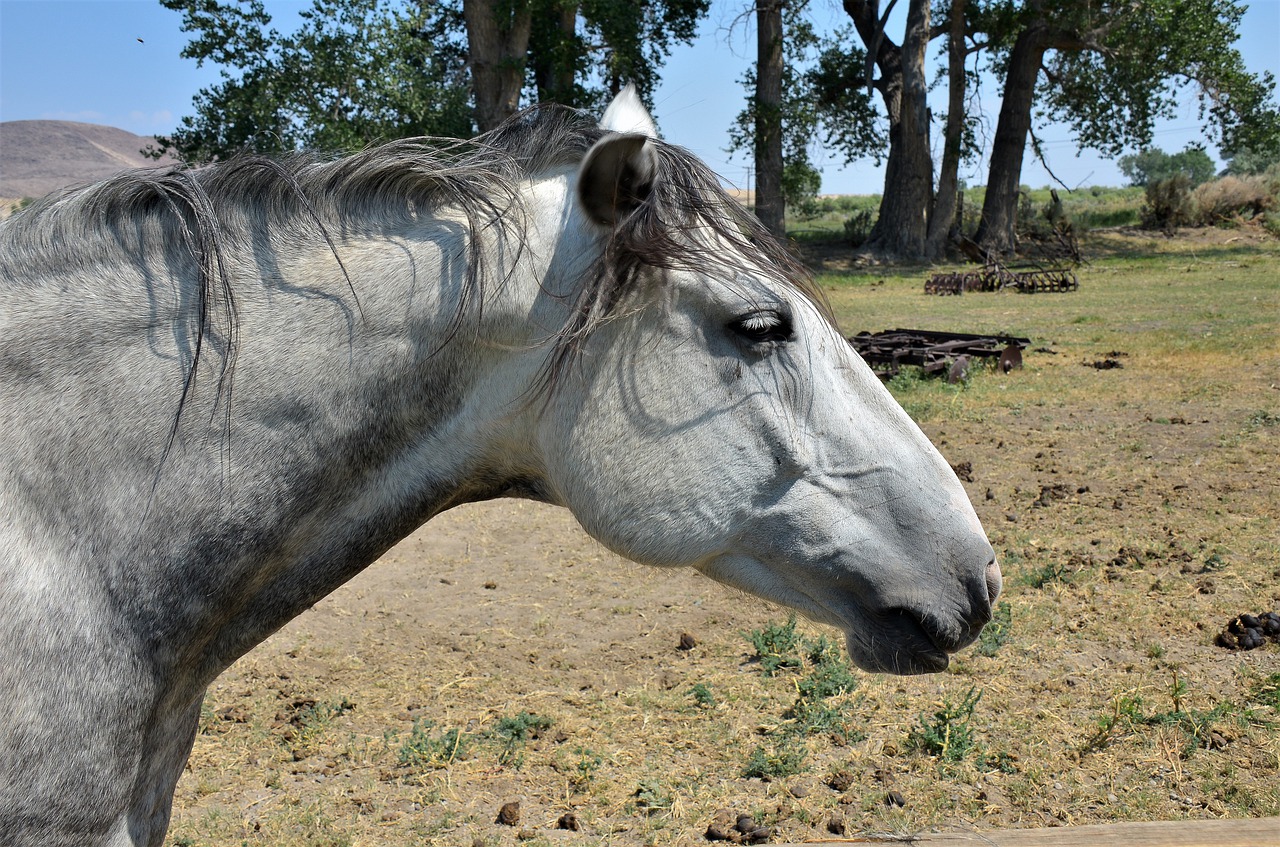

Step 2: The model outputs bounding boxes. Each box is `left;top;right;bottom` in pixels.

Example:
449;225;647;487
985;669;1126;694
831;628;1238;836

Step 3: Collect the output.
167;229;1279;846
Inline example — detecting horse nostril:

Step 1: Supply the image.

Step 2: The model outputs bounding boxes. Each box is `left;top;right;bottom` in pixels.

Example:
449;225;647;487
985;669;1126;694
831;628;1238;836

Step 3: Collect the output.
985;558;1003;605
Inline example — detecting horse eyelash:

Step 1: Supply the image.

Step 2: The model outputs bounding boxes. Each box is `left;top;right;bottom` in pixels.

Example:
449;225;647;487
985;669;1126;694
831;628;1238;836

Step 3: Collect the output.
729;308;793;344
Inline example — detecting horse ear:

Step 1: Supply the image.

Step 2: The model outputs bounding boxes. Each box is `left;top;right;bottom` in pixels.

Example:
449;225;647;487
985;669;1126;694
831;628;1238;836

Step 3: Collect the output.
577;133;658;227
600;84;658;138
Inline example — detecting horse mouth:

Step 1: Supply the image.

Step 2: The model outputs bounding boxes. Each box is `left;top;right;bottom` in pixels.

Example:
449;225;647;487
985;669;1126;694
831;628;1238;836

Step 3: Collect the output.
842;609;952;675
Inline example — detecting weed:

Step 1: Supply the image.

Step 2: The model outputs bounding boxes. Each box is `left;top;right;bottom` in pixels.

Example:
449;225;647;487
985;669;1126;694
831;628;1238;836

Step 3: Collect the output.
742;742;807;779
1082;673;1239;758
492;711;553;767
797;636;858;699
745;615;803;676
906;686;983;763
1249;672;1280;711
1018;560;1071;589
633;778;672;814
397;720;469;770
283;697;356;753
688;682;716;709
1247;409;1280;429
976;601;1012;657
571;746;604;788
746;621;862;746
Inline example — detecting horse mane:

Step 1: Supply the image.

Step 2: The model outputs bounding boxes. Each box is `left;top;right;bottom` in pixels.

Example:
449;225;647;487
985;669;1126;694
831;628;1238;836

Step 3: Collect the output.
0;104;821;406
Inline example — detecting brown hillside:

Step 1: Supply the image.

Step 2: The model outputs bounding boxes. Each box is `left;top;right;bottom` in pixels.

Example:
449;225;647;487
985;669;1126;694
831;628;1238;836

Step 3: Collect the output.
0;120;171;201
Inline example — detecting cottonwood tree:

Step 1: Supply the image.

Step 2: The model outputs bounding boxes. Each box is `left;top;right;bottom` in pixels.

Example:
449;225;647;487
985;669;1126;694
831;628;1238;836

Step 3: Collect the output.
730;2;880;238
1118;145;1217;187
464;0;533;131
525;0;709;112
157;0;707;159
155;0;471;161
838;0;935;259
971;0;1280;254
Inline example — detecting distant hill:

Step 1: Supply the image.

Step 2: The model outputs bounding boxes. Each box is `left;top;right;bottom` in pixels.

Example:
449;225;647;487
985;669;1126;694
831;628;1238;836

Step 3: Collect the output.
0;120;171;202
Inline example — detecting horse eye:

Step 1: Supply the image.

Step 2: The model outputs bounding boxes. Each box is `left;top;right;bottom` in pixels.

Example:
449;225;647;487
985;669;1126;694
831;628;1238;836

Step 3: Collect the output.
728;309;793;345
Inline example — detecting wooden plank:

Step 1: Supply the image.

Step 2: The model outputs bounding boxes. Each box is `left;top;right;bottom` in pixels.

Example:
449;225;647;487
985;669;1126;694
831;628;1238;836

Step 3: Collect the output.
784;817;1278;847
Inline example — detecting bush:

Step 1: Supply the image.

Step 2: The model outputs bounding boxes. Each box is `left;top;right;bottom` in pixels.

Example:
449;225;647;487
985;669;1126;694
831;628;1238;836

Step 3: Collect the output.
1141;174;1194;231
843;209;874;247
1191;175;1276;225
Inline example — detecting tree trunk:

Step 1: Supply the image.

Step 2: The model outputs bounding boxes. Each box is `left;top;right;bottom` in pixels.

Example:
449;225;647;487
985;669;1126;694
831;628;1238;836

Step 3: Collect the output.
843;0;933;259
974;22;1049;255
530;1;579;106
754;0;786;239
464;0;533;132
924;0;966;260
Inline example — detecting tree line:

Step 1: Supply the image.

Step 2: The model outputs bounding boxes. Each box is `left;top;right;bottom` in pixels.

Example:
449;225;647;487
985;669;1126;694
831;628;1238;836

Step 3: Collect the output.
156;0;1279;260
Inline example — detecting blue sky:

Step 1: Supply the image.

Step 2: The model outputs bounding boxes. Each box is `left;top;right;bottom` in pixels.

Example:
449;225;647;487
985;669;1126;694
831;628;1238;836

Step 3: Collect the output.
1;0;1278;194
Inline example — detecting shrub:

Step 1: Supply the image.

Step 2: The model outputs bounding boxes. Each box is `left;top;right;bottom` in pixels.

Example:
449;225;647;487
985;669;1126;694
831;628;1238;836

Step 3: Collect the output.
1191;175;1275;225
1141;174;1194;231
843;209;874;247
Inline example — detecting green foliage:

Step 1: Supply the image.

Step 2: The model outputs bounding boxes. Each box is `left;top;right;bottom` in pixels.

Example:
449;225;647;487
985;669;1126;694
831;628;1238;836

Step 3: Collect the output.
159;0;711;162
1224;144;1280;176
492;711;553;766
985;0;1280;161
1119;145;1217;187
569;746;604;787
843;209;874;247
976;601;1013;657
746;619;863;753
741;741;807;780
157;0;472;161
1083;672;1243;758
796;636;857;700
1017;560;1073;590
688;682;716;709
526;0;709;111
906;686;982;763
1249;673;1280;711
1141;174;1195;231
397;719;470;769
745;615;803;677
632;777;672;813
729;2;881;210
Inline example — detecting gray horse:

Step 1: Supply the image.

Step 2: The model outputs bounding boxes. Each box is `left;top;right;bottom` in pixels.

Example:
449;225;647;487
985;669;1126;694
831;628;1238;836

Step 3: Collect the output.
0;88;999;846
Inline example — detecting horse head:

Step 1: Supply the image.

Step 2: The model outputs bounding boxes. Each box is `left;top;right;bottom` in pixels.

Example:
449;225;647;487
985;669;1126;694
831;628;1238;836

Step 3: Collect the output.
531;88;1000;674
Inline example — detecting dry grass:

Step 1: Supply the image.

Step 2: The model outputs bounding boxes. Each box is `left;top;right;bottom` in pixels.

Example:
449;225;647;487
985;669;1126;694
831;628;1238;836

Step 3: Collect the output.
167;229;1280;846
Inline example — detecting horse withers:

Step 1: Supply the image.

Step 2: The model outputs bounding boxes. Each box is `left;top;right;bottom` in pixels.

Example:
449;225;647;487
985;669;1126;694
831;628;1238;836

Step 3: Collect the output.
0;88;999;846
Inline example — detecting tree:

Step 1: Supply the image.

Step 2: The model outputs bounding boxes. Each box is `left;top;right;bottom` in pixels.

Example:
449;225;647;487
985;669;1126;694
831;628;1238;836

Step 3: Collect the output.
155;0;471;161
753;0;786;237
1119;144;1216;187
924;0;970;258
525;0;709;113
972;0;1280;254
1223;143;1280;176
839;0;935;259
159;0;709;161
463;0;533;131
